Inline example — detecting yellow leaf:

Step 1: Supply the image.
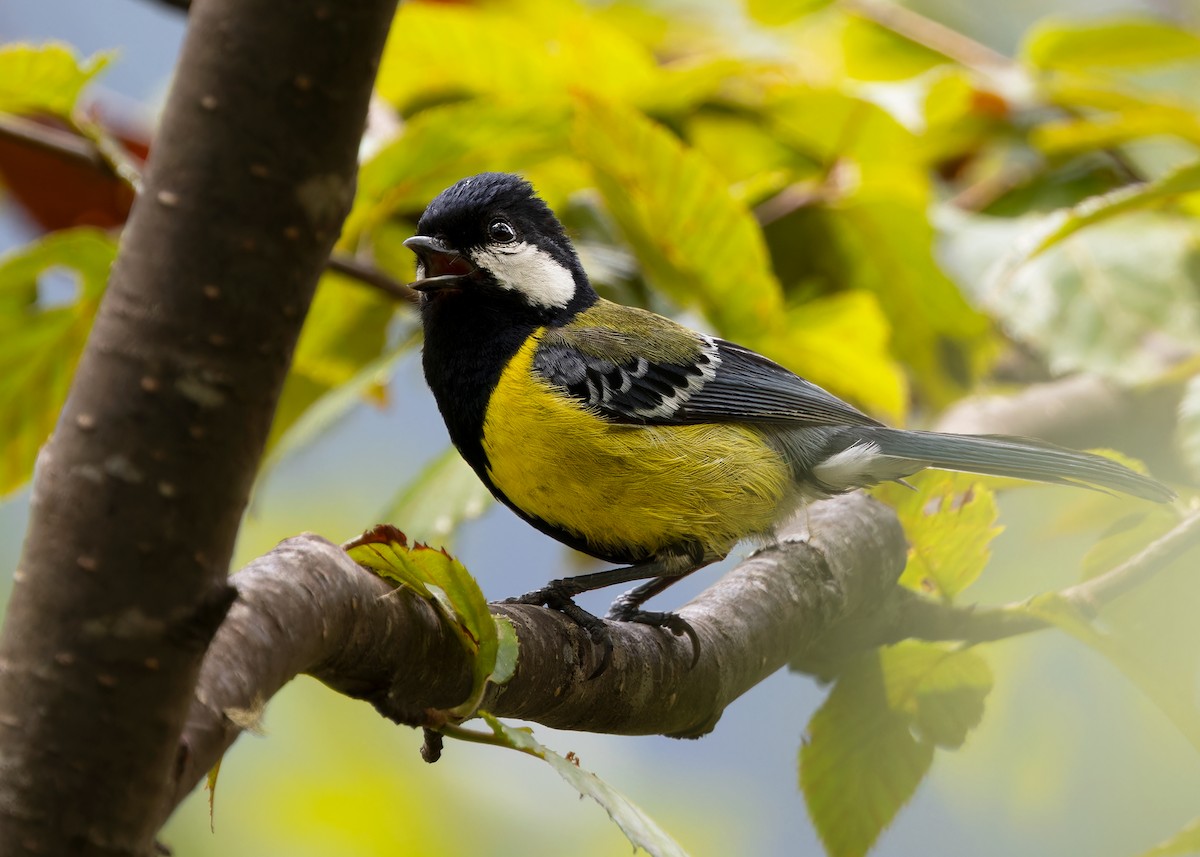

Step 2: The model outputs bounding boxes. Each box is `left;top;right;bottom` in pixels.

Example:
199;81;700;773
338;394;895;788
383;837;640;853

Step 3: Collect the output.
769;291;907;422
0;43;110;116
572;97;785;338
1024;18;1200;70
376;0;659;112
874;471;1003;600
0;229;116;495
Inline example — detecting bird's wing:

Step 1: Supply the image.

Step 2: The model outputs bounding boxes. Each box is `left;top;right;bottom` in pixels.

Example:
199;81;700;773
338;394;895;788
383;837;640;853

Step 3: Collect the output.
533;303;883;428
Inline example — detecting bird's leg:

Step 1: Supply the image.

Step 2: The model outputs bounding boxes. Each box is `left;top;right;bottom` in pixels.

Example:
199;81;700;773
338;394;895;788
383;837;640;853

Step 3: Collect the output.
505;559;671;609
605;550;716;667
505;559;674;673
505;550;711;673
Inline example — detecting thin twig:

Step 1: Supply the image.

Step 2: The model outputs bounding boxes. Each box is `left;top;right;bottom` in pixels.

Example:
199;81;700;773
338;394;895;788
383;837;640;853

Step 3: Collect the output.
882;507;1200;647
840;0;1011;72
327;253;419;304
0;113;110;172
0;112;415;304
1064;508;1200;608
754;160;855;225
74;118;146;194
753;180;831;226
947;161;1038;212
439;722;539;756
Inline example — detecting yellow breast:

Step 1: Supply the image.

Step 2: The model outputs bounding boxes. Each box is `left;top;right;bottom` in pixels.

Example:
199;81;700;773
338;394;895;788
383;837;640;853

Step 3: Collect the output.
481;330;793;561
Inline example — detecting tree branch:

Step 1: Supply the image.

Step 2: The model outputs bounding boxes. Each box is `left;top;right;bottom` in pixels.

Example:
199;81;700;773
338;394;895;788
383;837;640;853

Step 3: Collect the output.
857;506;1200;648
0;0;398;854
0;112;111;173
162;368;1185;830
327;252;419;304
167;492;907;819
1064;508;1200;608
840;0;1011;72
172;459;1191;812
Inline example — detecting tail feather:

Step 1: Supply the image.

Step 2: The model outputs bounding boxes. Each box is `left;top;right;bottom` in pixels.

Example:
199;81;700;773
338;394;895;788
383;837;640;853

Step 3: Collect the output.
848;428;1174;503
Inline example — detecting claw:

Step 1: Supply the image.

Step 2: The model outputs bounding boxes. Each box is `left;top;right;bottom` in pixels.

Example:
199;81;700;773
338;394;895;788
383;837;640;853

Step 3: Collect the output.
505;583;612;678
607;603;701;668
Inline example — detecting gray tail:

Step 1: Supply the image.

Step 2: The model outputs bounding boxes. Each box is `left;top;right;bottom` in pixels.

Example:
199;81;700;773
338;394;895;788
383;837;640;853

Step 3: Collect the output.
847;428;1174;502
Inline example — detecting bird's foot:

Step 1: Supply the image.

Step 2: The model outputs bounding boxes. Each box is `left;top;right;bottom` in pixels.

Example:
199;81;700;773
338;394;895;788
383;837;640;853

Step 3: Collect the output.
504;583;613;676
606;599;700;668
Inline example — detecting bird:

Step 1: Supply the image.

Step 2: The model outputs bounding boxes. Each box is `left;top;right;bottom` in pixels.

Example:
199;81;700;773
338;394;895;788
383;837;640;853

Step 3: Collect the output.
404;171;1173;662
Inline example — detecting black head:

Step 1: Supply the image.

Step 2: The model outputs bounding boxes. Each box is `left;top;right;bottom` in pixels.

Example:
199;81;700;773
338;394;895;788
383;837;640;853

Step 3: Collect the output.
404;173;596;322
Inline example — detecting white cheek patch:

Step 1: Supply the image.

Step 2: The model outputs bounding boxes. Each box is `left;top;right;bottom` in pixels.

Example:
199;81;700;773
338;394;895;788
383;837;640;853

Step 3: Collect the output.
471;242;576;309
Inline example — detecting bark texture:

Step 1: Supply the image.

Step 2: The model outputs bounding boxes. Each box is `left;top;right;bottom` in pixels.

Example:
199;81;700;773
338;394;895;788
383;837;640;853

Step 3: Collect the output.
168;492;907;817
0;1;398;854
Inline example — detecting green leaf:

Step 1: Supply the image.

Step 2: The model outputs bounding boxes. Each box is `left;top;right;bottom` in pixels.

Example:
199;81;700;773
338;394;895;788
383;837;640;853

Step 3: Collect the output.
991;160;1200;266
773;291;907;423
804;699;932;857
1137;818;1200;857
882;642;993;750
839;17;948;82
345;526;498;719
822;195;995;407
1024;18;1200;70
977;210;1200;383
801;642;992;857
490;616;519;686
686;111;799;200
745;0;834;26
1080;506;1181;581
573;99;907;419
1032;108;1200;154
0;228;116;496
375;0;660;113
769;88;921;170
381;447;494;548
0;43;110;117
342;101;571;245
572;97;786;339
874;472;1003;600
1021;593;1200;753
479;713;691;857
1037;76;1200;151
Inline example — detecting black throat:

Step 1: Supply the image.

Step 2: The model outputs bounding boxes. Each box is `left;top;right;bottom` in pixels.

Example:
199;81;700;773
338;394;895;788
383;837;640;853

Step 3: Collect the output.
420;286;591;475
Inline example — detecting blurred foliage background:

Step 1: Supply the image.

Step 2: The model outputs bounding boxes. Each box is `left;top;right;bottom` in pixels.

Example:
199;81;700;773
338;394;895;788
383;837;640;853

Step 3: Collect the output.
1;0;1200;855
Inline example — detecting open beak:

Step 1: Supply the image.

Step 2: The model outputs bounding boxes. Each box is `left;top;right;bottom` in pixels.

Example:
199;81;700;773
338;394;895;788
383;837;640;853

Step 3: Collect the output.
403;235;477;292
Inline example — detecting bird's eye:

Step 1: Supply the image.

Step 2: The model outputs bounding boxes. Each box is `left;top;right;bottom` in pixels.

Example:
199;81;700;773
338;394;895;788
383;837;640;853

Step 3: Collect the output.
487;218;517;244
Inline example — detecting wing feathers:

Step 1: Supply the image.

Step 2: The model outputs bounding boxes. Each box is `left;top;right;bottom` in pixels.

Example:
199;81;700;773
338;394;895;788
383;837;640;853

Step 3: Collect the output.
533;308;881;429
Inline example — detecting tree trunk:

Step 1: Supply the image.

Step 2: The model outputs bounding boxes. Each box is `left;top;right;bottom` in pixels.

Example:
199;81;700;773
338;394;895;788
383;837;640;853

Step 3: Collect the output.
0;1;398;854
